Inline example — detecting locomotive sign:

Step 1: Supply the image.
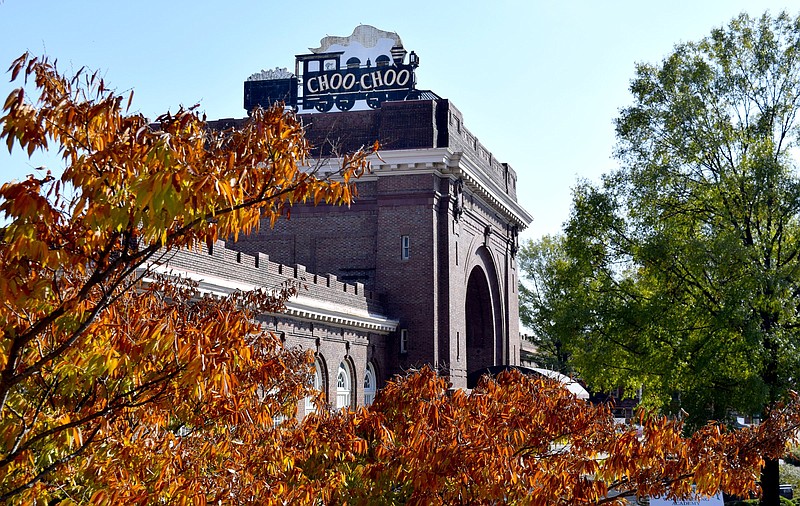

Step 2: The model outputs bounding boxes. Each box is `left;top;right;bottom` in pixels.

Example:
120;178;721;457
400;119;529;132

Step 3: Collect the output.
305;66;412;94
299;54;418;112
244;25;420;113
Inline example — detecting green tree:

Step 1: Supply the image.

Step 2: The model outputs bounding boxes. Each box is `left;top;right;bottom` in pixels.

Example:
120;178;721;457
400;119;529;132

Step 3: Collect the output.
557;11;800;505
518;235;581;374
3;51;800;506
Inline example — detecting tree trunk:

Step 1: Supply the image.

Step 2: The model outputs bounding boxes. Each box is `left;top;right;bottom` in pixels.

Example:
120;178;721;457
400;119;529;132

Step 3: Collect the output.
760;311;781;506
760;457;780;506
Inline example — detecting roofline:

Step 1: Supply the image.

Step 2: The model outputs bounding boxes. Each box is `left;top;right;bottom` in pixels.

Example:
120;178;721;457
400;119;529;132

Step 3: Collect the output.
143;263;399;334
312;147;533;228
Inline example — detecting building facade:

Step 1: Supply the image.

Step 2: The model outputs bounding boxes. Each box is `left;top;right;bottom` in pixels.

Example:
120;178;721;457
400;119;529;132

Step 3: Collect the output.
164;26;532;412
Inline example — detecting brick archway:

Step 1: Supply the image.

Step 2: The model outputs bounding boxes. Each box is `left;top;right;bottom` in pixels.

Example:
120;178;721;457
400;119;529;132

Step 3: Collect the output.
464;246;505;375
466;266;494;372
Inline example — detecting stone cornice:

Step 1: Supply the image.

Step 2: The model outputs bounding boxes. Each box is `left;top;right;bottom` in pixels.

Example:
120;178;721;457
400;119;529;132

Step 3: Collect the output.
144;264;398;334
284;294;398;333
444;150;534;229
307;147;533;228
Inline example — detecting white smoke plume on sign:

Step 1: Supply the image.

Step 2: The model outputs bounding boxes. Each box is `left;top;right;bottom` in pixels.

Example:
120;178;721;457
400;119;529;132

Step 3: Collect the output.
309;25;403;54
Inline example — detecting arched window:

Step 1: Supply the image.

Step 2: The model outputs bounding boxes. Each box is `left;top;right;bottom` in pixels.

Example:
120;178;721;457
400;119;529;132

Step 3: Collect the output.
304;358;325;415
364;363;377;406
346;57;361;69
375;55;391;67
336;361;352;409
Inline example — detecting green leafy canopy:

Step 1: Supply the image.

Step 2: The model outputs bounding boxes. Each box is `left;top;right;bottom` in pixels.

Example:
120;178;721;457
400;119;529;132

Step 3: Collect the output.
521;12;800;503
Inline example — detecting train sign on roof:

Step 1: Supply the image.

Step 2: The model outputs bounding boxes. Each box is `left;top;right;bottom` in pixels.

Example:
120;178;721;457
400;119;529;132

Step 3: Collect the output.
244;25;420;113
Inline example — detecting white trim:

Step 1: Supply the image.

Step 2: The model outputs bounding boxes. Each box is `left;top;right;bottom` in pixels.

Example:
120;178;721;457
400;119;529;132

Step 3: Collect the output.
531;368;589;400
286;296;398;333
445;151;533;228
144;264;399;334
336;361;352;409
401;235;410;260
373;148;532;227
306;147;532;228
305;358;324;414
364;363;376;406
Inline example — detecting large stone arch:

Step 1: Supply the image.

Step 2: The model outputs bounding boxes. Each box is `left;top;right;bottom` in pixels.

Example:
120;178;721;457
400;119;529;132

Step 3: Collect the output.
464;246;505;375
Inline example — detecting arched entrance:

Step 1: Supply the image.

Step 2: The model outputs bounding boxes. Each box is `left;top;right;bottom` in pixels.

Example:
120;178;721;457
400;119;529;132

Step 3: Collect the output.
465;266;496;373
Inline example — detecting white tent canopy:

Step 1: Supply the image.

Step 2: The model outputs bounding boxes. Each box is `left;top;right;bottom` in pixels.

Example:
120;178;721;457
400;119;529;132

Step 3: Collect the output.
531;368;590;399
465;366;590;400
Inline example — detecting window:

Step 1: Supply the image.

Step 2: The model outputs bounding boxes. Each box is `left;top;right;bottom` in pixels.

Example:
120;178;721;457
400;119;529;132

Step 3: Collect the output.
401;235;410;260
256;384;287;426
400;329;408;354
336;361;352;409
375;55;391;67
364;363;377;406
346;57;361;69
304;358;324;415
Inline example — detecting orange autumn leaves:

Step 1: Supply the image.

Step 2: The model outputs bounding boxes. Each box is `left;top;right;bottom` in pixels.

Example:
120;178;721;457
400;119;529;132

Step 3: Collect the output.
1;53;799;505
286;367;800;505
0;53;370;503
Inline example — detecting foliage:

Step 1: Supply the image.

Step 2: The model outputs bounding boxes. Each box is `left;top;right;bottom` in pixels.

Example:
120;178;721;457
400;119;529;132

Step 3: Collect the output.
786;445;800;467
726;499;795;506
725;500;795;506
3;50;800;506
518;235;582;374
543;11;800;504
564;9;800;423
780;462;800;491
289;367;800;505
0;53;372;503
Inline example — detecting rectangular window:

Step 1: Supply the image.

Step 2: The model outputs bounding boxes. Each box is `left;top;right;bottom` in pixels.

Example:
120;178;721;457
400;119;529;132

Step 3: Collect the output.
401;235;410;260
400;329;408;354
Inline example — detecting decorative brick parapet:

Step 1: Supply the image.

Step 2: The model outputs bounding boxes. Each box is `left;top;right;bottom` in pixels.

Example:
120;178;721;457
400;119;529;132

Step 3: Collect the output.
206;97;518;202
153;240;393;332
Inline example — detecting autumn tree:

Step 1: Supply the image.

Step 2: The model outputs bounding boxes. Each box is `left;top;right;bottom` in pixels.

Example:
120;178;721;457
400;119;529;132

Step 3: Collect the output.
545;11;800;505
0;53;372;503
287;367;800;505
4;50;800;506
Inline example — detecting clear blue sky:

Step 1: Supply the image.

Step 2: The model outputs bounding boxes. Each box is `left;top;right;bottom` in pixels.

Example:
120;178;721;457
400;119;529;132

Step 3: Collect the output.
1;0;796;242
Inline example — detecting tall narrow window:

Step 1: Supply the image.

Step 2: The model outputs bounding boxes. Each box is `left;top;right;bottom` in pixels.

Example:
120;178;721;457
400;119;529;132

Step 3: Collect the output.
364;363;377;406
400;329;409;354
336;361;352;409
401;235;410;260
304;358;325;415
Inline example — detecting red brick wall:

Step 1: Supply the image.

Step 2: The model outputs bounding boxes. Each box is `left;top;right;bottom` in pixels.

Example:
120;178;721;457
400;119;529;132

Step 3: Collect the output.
209;97;526;392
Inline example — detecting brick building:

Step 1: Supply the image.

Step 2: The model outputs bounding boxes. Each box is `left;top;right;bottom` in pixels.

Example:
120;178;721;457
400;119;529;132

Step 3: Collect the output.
162;26;532;414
